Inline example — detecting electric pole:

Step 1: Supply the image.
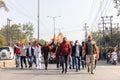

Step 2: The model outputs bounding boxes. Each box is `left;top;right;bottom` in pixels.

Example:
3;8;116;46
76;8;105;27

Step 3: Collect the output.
106;16;113;46
47;16;61;40
101;16;113;47
83;23;88;41
7;18;12;46
38;0;40;41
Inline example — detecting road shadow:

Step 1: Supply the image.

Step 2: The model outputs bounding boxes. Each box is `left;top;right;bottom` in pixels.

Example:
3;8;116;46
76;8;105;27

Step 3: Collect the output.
96;60;120;66
1;67;92;76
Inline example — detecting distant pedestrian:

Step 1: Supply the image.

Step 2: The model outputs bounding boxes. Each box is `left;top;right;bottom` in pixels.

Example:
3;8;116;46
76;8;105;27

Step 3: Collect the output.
82;35;99;74
60;37;71;74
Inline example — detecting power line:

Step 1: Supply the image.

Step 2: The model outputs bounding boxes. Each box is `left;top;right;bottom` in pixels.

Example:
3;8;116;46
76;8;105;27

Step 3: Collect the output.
90;0;112;32
87;0;96;24
6;0;34;18
5;1;36;22
102;0;112;16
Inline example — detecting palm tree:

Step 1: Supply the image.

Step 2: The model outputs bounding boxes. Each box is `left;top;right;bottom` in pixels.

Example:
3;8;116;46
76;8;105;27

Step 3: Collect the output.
0;0;8;11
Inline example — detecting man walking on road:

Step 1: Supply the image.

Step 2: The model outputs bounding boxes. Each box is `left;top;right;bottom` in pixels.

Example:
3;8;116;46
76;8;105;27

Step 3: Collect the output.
82;35;99;74
60;37;71;74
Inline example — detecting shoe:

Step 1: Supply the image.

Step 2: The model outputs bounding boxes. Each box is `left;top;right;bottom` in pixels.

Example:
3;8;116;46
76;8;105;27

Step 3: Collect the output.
69;66;71;69
91;72;94;74
62;71;64;74
25;65;27;68
21;67;23;69
45;67;47;70
87;67;89;73
65;69;67;74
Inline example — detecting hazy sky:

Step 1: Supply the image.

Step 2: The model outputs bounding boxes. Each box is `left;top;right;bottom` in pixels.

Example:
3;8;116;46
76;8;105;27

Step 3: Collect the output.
0;0;119;43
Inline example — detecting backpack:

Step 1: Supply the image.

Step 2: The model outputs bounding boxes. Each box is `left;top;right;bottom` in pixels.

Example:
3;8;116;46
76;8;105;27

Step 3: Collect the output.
85;40;96;55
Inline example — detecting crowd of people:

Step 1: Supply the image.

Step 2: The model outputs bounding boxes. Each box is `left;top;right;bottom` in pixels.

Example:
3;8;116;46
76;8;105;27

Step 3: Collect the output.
14;35;99;74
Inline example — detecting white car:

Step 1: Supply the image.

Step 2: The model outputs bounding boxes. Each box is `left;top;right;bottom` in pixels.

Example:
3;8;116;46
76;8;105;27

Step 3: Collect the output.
0;46;14;60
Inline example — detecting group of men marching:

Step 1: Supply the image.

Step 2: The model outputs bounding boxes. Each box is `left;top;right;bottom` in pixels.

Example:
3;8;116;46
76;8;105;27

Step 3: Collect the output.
14;35;99;74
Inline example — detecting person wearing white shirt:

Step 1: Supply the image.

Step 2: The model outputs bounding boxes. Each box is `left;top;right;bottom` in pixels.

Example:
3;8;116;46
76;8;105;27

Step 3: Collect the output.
111;47;117;65
33;41;42;69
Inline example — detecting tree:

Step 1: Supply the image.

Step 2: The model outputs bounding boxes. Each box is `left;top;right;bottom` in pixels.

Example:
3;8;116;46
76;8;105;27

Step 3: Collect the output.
0;24;22;45
0;34;7;46
0;0;8;11
22;22;34;42
91;27;120;48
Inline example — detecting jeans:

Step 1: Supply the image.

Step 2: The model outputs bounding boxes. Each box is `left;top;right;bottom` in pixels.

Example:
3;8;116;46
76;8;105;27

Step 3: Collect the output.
20;56;27;68
81;56;86;69
61;55;69;73
75;56;80;72
69;56;75;69
15;54;20;67
44;56;49;68
56;55;60;68
27;56;33;67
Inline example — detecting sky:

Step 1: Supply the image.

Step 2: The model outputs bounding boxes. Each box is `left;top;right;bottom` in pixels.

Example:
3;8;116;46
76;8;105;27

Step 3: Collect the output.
0;0;119;43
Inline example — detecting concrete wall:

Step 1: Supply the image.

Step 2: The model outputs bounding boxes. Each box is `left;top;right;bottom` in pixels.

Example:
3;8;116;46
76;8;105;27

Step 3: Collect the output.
0;60;15;68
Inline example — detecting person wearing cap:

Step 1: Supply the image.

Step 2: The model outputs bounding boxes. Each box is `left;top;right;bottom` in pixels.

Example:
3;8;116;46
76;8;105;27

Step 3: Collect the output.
14;42;21;68
82;35;99;74
60;37;72;74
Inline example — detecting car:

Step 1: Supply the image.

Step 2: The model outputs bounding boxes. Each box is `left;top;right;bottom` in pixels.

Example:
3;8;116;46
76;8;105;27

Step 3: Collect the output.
0;46;14;60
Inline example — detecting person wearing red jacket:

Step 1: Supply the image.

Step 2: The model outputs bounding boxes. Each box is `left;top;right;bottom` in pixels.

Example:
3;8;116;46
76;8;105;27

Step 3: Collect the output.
60;37;71;74
14;42;21;68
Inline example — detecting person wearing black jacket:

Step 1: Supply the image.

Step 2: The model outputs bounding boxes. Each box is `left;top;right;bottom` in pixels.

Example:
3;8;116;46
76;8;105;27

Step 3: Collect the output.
69;41;75;69
26;42;34;68
74;40;82;72
42;42;49;70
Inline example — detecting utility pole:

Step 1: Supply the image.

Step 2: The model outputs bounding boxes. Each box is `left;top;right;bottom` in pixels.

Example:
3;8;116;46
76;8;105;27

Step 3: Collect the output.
106;16;113;46
101;16;113;47
101;17;106;48
38;0;40;41
83;23;88;41
7;18;12;46
101;17;105;41
47;16;61;40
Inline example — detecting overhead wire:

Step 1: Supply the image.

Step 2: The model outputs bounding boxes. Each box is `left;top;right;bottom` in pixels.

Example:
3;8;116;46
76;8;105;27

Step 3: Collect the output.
90;0;112;32
87;0;96;24
6;1;37;21
7;0;34;17
90;0;103;31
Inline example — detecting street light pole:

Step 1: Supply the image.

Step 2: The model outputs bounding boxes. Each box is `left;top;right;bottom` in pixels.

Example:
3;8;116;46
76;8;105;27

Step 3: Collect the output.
7;18;12;46
38;0;40;41
48;16;61;40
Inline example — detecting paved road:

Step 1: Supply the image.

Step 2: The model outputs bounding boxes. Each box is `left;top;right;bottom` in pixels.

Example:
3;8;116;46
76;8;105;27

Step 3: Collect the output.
0;61;120;80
